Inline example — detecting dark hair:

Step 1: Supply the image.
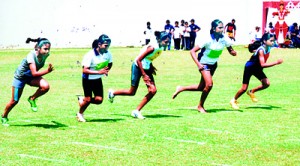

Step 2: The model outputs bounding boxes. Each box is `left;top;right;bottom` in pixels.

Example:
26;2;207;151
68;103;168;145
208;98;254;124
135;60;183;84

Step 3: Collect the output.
248;41;261;53
147;22;150;26
92;39;98;48
210;19;223;34
26;37;50;49
98;34;111;45
154;31;168;41
260;32;275;42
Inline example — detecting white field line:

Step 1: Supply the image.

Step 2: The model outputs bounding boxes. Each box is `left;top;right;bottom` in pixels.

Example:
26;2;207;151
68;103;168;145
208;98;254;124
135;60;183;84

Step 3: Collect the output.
18;154;66;162
163;137;206;145
190;127;232;134
211;163;231;166
72;142;127;152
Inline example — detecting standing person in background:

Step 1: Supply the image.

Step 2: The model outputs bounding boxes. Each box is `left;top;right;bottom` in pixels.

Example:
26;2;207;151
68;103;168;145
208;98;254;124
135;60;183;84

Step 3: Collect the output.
76;34;113;122
173;21;182;50
183;21;191;50
180;19;186;50
107;31;170;119
224;19;237;41
230;33;283;110
272;0;290;46
164;20;175;51
1;37;54;126
172;19;237;113
265;22;278;47
144;21;152;45
249;26;262;43
189;19;201;49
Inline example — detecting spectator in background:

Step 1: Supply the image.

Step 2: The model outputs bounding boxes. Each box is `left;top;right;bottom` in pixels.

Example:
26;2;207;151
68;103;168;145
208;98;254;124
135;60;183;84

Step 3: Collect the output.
224;19;237;41
249;26;262;43
265;22;278;47
189;19;201;49
164;20;175;51
180;19;185;50
144;21;152;45
289;23;300;48
173;21;182;50
183;21;191;50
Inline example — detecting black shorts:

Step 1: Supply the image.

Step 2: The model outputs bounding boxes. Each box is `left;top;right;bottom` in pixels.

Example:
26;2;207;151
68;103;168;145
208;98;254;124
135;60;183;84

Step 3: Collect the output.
201;63;218;76
242;65;267;84
82;78;103;97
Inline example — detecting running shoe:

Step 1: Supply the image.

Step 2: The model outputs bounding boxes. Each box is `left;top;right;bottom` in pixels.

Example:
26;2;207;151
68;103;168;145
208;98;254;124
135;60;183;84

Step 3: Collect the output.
108;89;115;103
230;98;239;110
76;113;86;122
77;95;84;106
131;110;146;119
28;96;38;112
1;117;9;126
247;90;258;102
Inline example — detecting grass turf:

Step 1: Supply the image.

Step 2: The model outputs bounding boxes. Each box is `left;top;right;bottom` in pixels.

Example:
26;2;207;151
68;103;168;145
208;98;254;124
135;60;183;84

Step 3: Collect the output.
0;46;299;165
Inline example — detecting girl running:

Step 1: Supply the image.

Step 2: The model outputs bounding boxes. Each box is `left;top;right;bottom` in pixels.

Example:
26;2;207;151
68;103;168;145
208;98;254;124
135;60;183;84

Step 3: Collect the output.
2;37;54;126
172;19;237;113
108;31;170;119
230;33;283;109
76;34;113;122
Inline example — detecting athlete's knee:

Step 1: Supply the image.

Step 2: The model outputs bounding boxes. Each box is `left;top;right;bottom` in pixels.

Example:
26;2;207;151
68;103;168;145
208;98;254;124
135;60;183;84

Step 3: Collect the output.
40;84;50;92
84;97;91;103
204;83;213;92
262;80;270;88
149;88;157;95
94;97;103;104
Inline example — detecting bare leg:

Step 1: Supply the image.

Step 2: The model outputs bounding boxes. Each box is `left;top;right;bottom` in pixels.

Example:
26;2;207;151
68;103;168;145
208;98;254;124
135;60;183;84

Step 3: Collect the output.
197;70;213;113
250;78;270;93
136;83;156;111
2;87;24;118
79;96;91;114
172;77;205;99
28;77;50;100
113;86;138;96
234;84;249;100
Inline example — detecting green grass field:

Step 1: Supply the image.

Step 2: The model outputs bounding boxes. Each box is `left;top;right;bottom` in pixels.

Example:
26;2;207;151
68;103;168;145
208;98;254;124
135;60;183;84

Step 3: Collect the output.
0;46;299;165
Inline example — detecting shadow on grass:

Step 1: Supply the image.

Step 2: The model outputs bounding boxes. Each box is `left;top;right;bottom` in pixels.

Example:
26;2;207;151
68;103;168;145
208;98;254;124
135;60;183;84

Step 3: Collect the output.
87;118;124;122
13;121;68;129
174;107;243;113
145;114;182;118
206;108;243;113
111;113;182;119
245;104;282;110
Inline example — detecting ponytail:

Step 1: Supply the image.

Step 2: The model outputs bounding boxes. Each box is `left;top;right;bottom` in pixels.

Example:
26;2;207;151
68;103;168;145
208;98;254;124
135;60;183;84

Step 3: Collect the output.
92;39;98;48
26;37;51;49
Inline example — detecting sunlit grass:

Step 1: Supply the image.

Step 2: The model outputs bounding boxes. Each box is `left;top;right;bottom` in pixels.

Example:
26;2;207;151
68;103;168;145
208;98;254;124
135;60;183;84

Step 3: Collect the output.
0;46;299;165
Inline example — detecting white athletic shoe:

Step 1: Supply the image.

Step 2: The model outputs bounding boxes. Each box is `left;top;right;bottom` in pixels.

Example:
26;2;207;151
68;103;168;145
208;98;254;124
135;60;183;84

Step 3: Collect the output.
77;95;84;106
76;112;86;122
108;89;115;103
230;98;239;110
131;110;146;119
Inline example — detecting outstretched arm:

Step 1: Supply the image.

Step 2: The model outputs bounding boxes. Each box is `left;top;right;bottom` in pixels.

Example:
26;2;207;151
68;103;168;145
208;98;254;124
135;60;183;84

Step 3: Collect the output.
258;50;283;68
227;46;237;56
